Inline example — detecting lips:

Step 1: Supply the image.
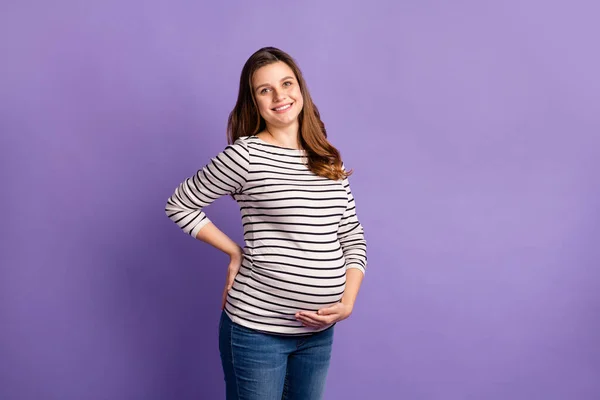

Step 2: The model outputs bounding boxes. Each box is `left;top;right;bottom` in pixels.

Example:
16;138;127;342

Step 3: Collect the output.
272;102;293;111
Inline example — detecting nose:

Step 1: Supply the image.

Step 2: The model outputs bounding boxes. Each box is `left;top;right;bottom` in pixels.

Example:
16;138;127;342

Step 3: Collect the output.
272;88;285;102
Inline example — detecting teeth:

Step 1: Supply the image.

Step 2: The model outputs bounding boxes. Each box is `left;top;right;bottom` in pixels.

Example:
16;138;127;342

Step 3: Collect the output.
274;104;291;111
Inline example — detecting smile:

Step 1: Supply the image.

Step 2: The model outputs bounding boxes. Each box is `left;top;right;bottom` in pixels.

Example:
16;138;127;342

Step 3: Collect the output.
272;103;293;113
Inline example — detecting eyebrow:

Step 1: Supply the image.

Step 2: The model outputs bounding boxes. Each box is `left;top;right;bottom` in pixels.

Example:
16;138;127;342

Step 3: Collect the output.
254;76;295;91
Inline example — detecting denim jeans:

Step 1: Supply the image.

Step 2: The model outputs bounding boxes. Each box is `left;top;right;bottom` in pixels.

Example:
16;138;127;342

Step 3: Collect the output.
218;311;335;400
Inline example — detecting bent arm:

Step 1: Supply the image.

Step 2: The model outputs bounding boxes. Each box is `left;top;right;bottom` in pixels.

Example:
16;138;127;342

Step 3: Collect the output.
337;167;367;275
194;221;243;259
165;140;249;245
337;166;368;308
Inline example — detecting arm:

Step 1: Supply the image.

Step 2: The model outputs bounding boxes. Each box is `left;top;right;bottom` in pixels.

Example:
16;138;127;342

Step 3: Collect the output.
195;221;244;259
338;166;367;312
195;221;245;309
165;140;250;257
336;165;368;309
336;166;368;276
340;268;364;310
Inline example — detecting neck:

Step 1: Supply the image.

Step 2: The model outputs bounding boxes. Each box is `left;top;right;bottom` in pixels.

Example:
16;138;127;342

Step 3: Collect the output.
265;122;301;149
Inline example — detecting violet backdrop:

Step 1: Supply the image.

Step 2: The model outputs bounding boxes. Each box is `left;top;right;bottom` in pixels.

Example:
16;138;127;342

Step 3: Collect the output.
1;1;599;399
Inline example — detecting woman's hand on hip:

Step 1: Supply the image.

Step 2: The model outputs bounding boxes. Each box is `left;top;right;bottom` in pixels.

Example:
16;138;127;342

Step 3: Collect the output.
221;248;243;310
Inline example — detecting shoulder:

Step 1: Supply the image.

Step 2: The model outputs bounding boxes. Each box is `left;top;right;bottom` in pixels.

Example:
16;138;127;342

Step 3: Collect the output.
224;136;252;157
211;137;251;170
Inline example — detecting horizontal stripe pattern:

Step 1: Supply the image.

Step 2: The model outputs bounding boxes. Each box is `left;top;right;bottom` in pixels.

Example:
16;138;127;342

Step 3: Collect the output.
165;135;367;335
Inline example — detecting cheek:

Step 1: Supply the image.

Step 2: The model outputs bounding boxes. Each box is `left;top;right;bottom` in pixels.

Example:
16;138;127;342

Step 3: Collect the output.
296;96;304;112
257;98;271;116
293;90;304;108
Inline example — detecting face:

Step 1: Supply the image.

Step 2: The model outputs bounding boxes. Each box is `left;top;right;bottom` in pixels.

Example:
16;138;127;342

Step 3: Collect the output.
251;61;304;129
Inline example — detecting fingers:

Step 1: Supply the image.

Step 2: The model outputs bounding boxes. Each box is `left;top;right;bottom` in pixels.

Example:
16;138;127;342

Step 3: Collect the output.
227;272;235;291
222;269;237;310
221;286;227;310
295;311;334;327
316;305;339;315
296;314;322;327
297;317;322;328
296;303;345;327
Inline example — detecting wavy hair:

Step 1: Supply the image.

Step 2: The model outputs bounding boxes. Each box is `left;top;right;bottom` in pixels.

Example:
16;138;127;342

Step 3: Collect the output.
226;47;351;181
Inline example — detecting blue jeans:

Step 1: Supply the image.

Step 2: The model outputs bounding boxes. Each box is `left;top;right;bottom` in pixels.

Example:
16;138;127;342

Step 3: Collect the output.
218;311;335;400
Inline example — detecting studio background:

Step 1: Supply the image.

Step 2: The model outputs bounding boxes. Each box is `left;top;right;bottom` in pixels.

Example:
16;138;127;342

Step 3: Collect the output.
1;1;599;399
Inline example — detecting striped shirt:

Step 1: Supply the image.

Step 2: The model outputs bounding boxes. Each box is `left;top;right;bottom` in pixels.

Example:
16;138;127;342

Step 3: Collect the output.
165;135;367;335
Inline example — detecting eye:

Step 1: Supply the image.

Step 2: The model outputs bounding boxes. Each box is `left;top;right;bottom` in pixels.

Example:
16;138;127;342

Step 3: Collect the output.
283;81;292;87
260;88;271;94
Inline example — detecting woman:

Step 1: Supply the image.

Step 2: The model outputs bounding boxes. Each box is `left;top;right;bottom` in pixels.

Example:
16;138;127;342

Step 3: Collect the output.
165;47;367;400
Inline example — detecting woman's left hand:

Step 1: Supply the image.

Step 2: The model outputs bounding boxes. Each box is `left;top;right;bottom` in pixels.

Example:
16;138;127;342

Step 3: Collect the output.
295;302;353;328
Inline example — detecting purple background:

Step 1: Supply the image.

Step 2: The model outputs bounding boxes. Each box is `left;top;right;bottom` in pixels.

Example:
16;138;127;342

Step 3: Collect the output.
2;1;599;399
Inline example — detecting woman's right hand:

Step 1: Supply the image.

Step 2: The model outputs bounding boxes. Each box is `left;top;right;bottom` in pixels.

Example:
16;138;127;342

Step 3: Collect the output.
221;248;244;310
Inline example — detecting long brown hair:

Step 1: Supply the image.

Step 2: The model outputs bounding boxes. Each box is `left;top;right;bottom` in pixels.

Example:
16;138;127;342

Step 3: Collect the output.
227;47;351;181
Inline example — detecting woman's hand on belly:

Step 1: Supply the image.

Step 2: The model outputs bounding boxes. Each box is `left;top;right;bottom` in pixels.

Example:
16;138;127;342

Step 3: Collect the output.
295;302;353;328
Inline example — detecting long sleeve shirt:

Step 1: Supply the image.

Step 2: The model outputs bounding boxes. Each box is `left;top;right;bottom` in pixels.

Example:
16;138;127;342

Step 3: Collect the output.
165;135;367;335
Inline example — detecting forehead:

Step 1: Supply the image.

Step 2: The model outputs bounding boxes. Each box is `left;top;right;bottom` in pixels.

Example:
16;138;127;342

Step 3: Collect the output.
252;62;296;86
